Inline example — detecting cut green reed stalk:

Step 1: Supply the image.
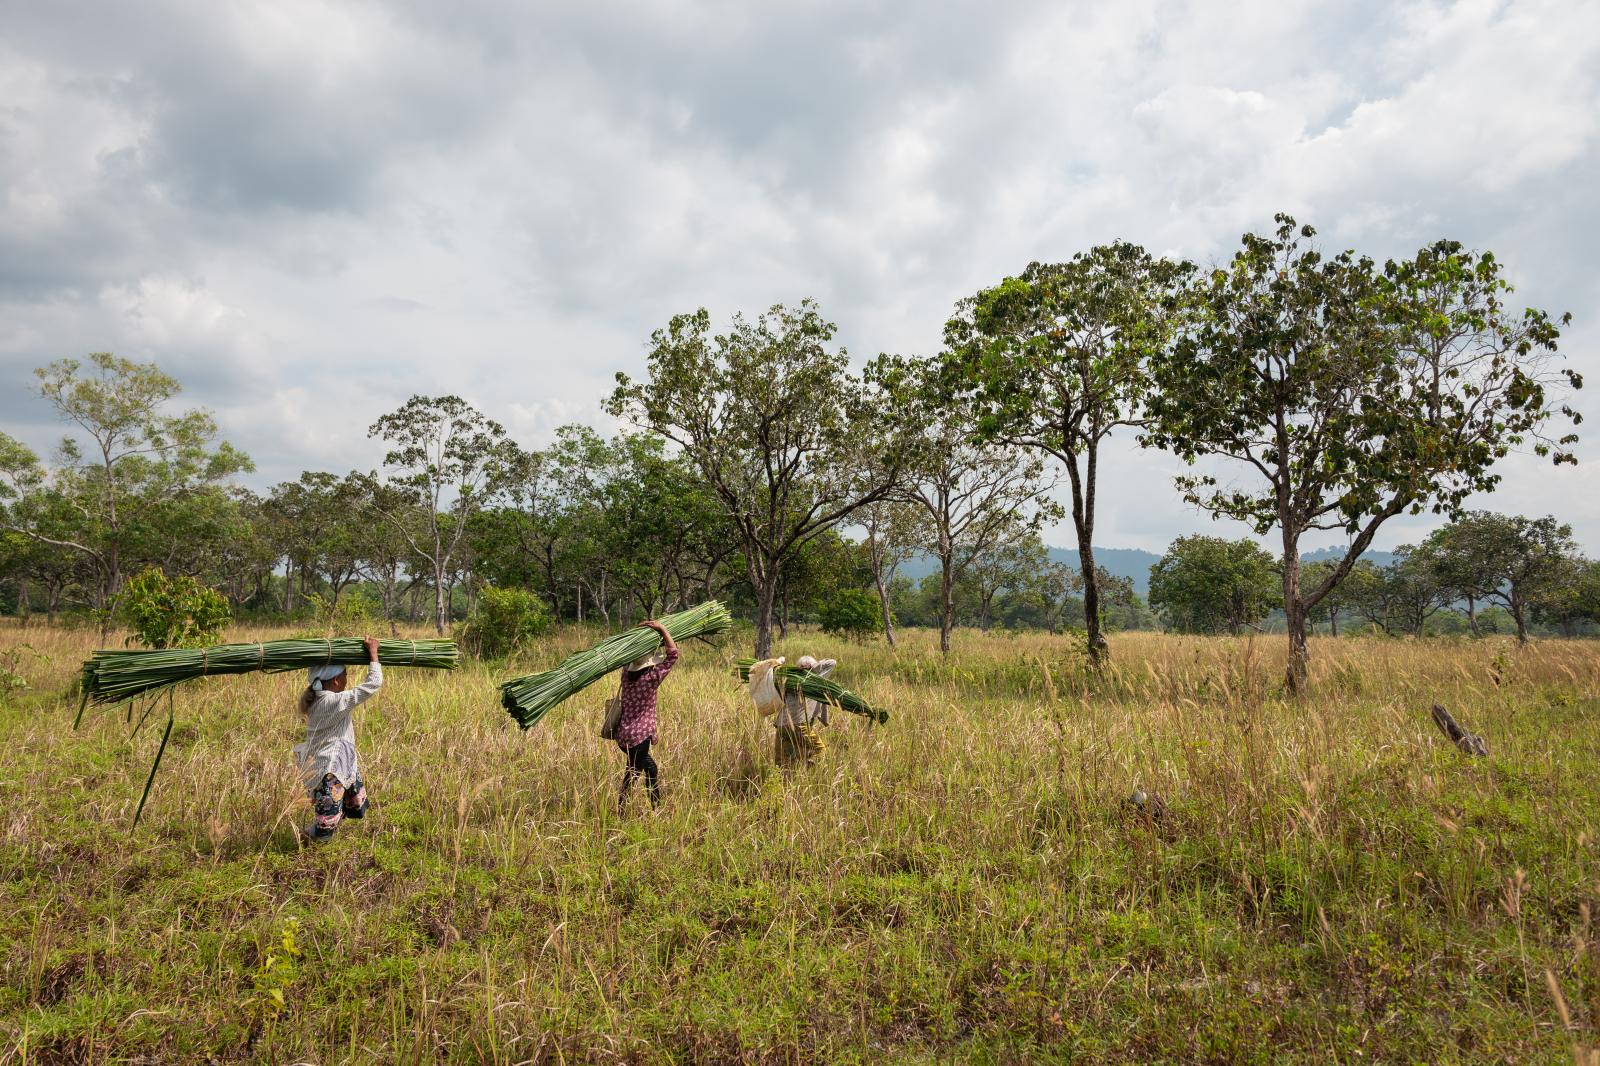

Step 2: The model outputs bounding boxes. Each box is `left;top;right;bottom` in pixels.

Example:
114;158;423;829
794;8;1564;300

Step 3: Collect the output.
734;657;889;724
500;601;732;729
78;638;457;829
80;637;460;707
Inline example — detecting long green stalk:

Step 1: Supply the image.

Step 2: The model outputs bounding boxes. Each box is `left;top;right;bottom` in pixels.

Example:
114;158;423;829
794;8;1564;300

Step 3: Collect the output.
734;658;888;724
81;637;460;706
500;601;732;729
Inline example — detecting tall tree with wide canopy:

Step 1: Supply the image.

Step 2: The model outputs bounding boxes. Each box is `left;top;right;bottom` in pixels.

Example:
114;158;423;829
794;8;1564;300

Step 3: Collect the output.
2;355;251;636
1423;512;1580;643
608;301;906;657
369;395;515;634
1145;217;1580;692
943;241;1192;663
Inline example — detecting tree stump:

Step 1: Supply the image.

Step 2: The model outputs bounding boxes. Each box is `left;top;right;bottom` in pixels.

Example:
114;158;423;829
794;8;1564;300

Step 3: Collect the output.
1430;703;1488;757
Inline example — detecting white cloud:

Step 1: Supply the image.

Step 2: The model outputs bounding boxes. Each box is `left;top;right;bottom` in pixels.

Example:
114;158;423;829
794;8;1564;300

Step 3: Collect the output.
1;0;1596;548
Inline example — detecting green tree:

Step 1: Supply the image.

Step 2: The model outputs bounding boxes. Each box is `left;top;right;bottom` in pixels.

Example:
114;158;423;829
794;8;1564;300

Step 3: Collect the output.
599;433;734;620
471;433;596;621
1145;217;1579;691
943;242;1191;663
1382;545;1454;637
608;301;906;657
960;529;1049;632
1534;557;1600;637
1342;551;1451;637
1337;559;1392;635
369;395;515;634
350;474;426;634
1423;512;1579;643
208;490;283;613
857;498;928;648
818;587;883;642
769;527;873;638
266;473;371;611
0;435;49;620
882;355;1061;654
1299;559;1355;635
1148;536;1280;634
2;355;251;637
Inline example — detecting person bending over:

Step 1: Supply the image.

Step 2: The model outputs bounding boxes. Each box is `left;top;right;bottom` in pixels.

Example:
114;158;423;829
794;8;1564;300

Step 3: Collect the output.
773;653;836;769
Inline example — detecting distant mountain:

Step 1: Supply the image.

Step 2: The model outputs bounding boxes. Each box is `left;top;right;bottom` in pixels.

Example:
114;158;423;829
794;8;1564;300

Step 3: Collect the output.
896;543;1398;599
1300;545;1398;569
898;545;1162;596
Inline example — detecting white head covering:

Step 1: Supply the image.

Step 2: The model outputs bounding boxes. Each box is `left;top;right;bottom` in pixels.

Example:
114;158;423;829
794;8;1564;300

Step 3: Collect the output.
796;655;818;671
626;648;667;673
307;664;347;693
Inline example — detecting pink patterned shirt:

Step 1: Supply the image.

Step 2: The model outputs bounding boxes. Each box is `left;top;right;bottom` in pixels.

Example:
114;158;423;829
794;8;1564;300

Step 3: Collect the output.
614;645;679;750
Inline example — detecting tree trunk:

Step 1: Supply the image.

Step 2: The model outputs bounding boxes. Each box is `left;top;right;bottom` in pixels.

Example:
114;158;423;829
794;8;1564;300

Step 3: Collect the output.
1329;608;1338;638
873;567;897;647
1064;446;1108;664
1465;595;1480;637
105;539;121;633
755;575;778;658
1281;534;1309;694
92;562;112;642
869;536;897;648
938;552;955;655
433;562;448;635
14;576;28;626
1512;598;1529;644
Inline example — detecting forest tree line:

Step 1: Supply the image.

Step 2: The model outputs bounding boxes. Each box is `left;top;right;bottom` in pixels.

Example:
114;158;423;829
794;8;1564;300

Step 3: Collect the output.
1;215;1587;687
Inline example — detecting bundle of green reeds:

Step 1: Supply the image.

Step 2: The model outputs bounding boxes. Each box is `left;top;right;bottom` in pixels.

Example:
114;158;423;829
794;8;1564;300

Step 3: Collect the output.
81;637;460;706
500;601;732;729
734;658;888;723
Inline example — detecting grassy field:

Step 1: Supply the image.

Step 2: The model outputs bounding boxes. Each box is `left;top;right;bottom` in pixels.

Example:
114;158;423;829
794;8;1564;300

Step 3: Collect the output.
2;621;1598;1064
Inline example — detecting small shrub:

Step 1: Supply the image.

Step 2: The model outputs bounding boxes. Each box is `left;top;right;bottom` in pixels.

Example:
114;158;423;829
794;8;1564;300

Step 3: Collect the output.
120;567;231;649
818;588;883;642
248;916;302;1020
459;585;551;659
0;642;44;692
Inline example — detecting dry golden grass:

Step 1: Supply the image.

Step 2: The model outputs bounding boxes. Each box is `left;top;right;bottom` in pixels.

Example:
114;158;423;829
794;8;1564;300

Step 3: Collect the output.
1;620;1598;1063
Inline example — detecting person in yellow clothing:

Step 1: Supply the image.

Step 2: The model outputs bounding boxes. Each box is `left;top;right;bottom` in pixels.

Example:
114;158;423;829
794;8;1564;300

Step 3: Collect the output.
766;654;836;769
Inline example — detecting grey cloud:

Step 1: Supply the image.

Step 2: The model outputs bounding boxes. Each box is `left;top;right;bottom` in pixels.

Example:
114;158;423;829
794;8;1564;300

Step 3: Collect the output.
2;0;1598;549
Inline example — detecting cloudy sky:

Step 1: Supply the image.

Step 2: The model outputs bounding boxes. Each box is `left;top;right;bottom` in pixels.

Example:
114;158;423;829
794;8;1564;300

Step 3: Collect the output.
2;0;1597;553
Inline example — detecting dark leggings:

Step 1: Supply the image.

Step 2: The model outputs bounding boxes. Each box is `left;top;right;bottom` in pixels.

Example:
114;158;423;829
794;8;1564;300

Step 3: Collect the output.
621;739;660;807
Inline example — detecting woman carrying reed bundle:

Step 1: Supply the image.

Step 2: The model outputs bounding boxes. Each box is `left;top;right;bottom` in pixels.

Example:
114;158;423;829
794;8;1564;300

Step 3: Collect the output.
612;619;679;811
750;654;837;769
295;636;383;841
